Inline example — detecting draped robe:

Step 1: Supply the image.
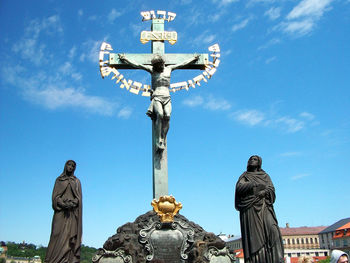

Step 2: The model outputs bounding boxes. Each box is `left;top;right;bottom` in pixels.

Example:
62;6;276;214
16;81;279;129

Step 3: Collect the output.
45;168;82;263
235;170;284;263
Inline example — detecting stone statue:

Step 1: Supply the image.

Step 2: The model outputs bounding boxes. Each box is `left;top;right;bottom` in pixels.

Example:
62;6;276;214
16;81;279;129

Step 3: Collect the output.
45;160;82;263
118;53;199;151
235;155;284;263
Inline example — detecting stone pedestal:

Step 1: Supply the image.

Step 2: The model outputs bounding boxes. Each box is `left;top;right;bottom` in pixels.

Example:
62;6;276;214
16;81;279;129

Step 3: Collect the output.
92;211;233;263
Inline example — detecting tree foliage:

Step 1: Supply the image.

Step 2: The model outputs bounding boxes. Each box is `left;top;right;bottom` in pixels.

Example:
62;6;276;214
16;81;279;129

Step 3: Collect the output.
319;257;330;263
5;241;97;262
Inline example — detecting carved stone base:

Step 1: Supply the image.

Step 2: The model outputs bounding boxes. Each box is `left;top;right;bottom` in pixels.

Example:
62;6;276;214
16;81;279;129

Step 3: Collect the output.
92;211;234;263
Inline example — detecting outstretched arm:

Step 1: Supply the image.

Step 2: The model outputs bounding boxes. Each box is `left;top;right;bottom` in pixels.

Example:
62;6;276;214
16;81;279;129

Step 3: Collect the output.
118;54;152;73
169;54;200;70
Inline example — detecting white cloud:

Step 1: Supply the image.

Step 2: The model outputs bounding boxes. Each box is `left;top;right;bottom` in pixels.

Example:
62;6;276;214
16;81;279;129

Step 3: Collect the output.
279;0;333;37
12;15;63;66
79;40;101;64
230;107;316;133
183;95;204;107
279;19;314;36
291;173;310;180
118;107;133;119
280;151;302;157
258;38;281;50
247;0;276;7
232;18;251;32
265;7;281;20
233;110;265;126
108;8;122;23
68;46;77;59
192;31;217;46
286;0;333;20
213;0;239;6
23;85;115;115
300;111;315;120
183;95;231;111
265;56;277;64
275;117;304;133
204;96;231;111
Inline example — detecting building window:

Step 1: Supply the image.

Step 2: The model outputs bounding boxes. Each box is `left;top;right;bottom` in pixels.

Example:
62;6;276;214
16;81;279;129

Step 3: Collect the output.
288;253;292;257
297;238;300;244
315;238;318;244
302;238;304;244
306;238;309;244
311;238;313;244
344;239;348;246
288;239;290;245
316;252;319;256
297;253;301;257
292;239;295;244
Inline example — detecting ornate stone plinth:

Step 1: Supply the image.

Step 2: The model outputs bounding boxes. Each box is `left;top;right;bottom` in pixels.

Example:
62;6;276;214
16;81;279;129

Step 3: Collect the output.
92;211;234;263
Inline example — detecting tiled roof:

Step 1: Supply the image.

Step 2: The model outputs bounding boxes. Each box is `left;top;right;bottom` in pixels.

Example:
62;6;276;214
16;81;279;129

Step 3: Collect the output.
280;226;327;235
234;249;244;258
319;218;350;234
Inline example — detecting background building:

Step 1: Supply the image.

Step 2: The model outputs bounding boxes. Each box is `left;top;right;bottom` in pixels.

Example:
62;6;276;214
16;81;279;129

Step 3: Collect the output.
332;221;350;255
319;218;350;250
280;223;326;250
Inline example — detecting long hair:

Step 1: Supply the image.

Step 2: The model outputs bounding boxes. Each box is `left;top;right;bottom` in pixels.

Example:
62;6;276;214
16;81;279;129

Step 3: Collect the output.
246;155;262;171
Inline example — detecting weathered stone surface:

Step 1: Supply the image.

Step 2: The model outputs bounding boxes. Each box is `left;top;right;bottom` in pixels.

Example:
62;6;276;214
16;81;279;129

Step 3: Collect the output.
92;211;232;263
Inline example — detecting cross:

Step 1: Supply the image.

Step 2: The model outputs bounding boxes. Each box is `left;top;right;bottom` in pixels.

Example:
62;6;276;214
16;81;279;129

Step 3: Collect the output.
101;11;215;199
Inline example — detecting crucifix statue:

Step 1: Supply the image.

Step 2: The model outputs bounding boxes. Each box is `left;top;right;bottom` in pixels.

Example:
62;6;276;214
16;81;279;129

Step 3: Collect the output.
99;10;220;199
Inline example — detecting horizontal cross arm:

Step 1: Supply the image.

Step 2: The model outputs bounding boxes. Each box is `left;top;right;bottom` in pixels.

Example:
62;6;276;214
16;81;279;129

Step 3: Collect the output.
109;53;209;70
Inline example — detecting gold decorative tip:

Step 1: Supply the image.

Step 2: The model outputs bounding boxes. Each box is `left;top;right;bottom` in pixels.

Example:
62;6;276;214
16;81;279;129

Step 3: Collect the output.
151;195;182;223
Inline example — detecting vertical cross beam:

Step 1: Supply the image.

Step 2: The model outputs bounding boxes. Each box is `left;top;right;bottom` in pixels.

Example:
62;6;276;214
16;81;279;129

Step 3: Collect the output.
151;19;167;199
151;19;165;55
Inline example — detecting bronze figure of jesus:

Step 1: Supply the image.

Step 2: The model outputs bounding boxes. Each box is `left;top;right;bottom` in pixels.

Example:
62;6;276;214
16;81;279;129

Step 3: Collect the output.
118;53;199;151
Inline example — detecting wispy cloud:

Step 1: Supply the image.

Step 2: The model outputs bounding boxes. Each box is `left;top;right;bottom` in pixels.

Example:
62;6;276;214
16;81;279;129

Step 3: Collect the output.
286;0;333;20
79;39;102;64
24;85;116;115
108;8;123;23
300;111;315;120
232;109;265;126
291;173;311;181
279;0;333;37
280;151;302;157
192;31;217;46
232;18;251;32
258;38;281;51
205;96;232;111
265;56;277;64
212;0;239;7
247;0;276;7
275;116;305;133
2;16;122;117
118;107;133;119
183;95;231;111
230;107;317;133
265;7;281;20
183;95;204;107
12;15;63;66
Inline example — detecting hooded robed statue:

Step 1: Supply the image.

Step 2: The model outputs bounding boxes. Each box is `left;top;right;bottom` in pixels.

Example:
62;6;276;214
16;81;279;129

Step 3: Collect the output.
235;155;284;263
45;160;82;263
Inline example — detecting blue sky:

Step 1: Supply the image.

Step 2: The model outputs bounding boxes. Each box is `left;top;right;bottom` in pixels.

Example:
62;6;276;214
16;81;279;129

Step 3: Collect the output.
1;0;349;248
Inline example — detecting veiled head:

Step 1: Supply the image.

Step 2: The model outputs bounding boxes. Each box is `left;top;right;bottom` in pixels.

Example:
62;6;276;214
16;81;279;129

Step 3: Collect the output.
64;160;76;175
247;155;262;171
